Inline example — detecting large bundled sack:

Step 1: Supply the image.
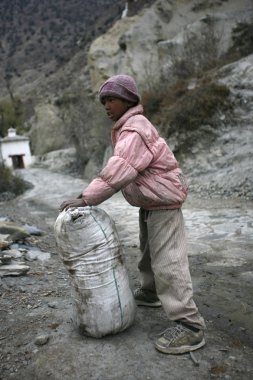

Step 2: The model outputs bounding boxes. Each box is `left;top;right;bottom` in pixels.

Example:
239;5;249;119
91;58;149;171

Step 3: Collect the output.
54;206;136;338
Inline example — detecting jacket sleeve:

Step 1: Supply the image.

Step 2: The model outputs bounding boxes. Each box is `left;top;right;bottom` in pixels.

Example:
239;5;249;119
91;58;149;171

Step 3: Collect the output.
82;131;153;205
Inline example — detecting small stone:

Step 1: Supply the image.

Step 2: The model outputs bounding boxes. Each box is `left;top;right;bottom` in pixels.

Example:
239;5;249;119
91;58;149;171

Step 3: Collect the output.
34;334;50;346
25;250;51;262
17;286;26;293
0;263;30;277
24;224;43;236
48;302;57;309
2;249;24;259
25;252;37;261
0;255;12;265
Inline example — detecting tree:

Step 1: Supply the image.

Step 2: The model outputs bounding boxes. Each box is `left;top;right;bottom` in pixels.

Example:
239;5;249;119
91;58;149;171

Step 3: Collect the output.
0;97;24;137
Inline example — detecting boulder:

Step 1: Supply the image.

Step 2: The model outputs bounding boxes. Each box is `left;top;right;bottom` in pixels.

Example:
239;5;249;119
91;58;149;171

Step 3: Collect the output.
34;147;76;173
29;103;66;155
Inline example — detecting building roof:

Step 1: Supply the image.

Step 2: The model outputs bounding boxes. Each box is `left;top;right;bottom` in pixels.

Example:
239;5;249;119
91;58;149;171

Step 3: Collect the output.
0;128;29;143
0;135;29;143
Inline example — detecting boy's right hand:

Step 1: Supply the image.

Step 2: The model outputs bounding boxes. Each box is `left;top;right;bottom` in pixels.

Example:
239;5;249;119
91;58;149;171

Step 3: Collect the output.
59;198;87;212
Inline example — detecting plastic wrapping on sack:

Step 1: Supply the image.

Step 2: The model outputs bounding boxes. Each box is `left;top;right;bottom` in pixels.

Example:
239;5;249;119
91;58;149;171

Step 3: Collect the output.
54;206;136;338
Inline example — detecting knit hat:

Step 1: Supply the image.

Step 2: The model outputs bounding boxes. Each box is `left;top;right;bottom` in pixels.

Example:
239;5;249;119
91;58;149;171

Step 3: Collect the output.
98;74;140;104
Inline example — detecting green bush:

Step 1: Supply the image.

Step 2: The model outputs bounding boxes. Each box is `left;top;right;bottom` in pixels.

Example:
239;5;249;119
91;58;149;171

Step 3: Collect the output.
141;90;162;120
142;80;188;121
144;79;232;156
230;22;253;58
0;163;32;196
163;81;231;134
0;97;24;137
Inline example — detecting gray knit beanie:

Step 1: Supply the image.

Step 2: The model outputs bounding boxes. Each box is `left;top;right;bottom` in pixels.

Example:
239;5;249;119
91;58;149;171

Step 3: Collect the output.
98;74;140;104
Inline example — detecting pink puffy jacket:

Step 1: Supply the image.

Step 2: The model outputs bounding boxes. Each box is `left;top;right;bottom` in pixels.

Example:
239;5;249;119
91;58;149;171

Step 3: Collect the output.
82;105;188;210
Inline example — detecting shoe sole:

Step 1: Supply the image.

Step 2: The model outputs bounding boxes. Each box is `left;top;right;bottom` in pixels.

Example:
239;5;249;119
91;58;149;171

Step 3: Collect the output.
135;300;162;307
155;338;206;354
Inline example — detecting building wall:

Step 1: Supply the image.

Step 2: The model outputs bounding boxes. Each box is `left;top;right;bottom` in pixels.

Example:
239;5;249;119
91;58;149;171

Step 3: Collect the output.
0;140;32;168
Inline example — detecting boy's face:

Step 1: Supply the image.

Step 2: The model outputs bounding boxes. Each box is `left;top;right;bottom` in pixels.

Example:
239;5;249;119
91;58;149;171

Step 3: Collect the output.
102;96;131;122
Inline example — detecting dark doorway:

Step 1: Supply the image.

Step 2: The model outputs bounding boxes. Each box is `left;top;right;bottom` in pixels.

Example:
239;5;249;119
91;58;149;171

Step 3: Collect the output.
10;155;25;169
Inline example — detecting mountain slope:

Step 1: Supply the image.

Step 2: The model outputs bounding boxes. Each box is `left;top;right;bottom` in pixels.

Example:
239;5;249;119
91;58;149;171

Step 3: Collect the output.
0;0;124;99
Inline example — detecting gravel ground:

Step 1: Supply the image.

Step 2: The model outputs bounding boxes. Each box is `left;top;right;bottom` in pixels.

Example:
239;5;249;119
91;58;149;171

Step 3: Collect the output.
0;168;253;380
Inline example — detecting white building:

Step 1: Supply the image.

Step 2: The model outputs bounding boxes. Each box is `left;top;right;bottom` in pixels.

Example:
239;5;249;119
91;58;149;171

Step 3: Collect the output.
0;128;32;169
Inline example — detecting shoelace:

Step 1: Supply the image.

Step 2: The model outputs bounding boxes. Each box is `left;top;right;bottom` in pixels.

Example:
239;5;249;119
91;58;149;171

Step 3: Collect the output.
135;288;159;301
157;324;186;341
134;288;143;297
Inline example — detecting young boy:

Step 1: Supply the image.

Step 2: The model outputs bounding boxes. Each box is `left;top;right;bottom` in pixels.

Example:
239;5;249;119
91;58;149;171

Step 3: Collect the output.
60;74;206;354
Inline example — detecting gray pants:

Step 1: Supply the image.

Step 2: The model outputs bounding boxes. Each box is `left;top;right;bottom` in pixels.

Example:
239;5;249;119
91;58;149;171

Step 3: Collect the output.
139;208;205;329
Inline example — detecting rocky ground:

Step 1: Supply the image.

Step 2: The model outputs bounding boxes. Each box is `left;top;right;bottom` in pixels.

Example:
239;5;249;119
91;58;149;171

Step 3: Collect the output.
0;168;253;380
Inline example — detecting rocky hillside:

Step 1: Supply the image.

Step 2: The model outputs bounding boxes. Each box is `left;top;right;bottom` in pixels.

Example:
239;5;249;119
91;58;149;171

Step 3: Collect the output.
88;0;253;90
0;0;123;105
184;54;253;199
0;0;156;155
0;0;155;100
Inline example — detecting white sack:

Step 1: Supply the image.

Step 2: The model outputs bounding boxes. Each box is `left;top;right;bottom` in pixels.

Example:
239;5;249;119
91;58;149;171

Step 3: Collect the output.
54;206;136;338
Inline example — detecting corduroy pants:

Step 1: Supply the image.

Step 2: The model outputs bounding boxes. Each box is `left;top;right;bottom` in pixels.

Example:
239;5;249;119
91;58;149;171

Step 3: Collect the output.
138;208;205;329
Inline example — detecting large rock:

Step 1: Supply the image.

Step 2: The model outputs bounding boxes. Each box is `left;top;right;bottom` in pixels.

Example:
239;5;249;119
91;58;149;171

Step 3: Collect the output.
29;103;66;155
88;15;139;90
34;147;76;173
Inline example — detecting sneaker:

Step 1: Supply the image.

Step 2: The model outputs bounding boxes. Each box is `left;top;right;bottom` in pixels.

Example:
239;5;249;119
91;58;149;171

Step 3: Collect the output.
155;323;205;354
134;288;162;307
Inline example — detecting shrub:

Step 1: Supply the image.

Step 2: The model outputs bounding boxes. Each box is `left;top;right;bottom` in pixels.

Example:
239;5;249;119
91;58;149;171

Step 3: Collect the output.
229;22;253;58
0;163;32;196
155;80;232;155
142;80;188;121
164;82;230;132
141;90;162;120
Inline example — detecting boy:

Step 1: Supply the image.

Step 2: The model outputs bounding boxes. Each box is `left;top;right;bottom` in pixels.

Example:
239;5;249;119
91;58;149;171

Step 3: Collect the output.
60;74;206;354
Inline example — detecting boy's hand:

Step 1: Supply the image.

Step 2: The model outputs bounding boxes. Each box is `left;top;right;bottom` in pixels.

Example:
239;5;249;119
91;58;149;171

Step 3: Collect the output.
59;198;87;212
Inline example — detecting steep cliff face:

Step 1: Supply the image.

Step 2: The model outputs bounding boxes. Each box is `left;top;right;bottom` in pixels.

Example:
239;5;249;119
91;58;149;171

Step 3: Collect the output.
88;0;253;92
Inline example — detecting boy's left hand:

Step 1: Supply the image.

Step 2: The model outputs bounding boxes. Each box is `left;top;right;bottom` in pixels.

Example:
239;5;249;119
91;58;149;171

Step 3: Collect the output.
59;198;86;212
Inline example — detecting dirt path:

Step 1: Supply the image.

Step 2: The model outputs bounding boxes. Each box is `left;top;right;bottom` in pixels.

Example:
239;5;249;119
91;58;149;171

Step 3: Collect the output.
0;168;253;380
